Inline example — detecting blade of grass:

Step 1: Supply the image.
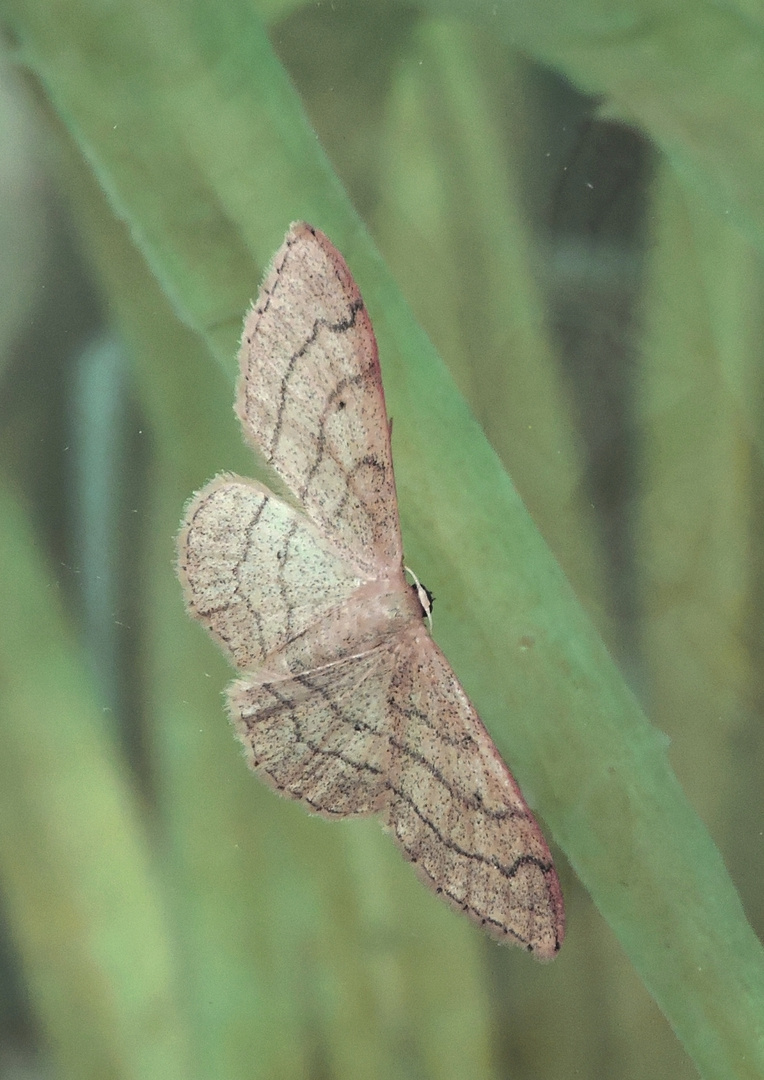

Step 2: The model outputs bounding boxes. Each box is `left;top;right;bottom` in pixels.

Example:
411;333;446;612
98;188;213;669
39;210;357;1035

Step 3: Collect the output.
374;17;609;632
376;21;699;1078
636;165;758;828
59;123;503;1080
412;0;764;258
0;480;190;1080
636;161;764;1030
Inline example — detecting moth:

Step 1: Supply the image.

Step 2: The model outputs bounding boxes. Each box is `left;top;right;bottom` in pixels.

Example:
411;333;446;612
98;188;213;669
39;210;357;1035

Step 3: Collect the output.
177;222;565;958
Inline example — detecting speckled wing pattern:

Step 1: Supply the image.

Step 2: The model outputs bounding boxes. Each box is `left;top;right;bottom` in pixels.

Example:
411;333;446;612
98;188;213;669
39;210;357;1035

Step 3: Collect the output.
177;222;564;958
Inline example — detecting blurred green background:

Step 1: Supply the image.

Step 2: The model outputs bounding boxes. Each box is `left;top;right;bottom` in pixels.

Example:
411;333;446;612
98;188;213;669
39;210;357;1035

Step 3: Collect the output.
0;1;763;1078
